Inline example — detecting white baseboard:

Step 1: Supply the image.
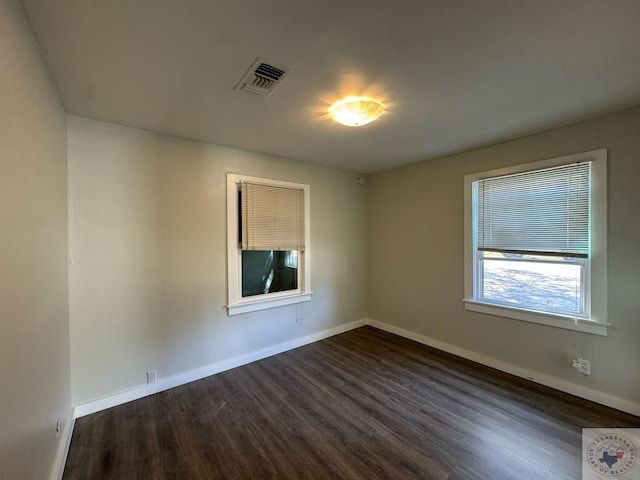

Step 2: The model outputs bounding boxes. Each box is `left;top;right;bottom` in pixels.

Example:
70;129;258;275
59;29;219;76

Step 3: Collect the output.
50;408;75;480
74;318;367;418
367;319;640;417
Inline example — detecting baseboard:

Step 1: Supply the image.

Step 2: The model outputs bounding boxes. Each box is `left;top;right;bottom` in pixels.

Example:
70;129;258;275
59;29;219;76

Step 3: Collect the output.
367;319;640;417
74;318;367;418
50;408;75;480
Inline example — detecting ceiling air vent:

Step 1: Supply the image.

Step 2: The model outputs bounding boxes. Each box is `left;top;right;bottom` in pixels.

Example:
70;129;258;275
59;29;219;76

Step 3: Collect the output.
235;58;291;97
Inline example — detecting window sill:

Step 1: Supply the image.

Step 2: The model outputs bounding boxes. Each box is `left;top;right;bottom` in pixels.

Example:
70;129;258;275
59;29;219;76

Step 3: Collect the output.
462;299;608;336
227;292;312;316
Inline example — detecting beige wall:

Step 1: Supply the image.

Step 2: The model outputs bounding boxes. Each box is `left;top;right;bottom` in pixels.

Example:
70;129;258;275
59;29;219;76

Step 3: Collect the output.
0;0;71;478
68;116;368;405
368;106;640;407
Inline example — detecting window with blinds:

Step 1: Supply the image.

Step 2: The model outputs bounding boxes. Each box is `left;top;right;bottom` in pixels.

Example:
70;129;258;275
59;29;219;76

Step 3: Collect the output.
226;173;311;316
463;149;608;334
239;181;305;298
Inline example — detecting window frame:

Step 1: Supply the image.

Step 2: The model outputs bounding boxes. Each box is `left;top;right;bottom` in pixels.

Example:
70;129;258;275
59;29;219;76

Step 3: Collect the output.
226;173;312;316
463;149;608;336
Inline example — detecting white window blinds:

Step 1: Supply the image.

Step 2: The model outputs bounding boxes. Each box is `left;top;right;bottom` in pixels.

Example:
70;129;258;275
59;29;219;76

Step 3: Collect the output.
476;162;591;258
240;182;305;251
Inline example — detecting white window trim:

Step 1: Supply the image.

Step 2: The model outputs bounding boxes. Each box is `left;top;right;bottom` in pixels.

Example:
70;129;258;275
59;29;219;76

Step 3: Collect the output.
226;173;312;316
463;149;608;336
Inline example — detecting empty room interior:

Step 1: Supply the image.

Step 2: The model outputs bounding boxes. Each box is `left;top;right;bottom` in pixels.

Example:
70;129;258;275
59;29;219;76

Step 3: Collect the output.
2;0;640;479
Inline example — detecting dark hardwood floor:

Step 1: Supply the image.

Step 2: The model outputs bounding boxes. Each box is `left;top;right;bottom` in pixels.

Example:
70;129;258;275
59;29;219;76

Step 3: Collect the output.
63;327;639;479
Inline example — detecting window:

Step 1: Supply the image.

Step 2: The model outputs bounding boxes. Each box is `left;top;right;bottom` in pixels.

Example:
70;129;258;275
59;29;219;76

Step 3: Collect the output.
463;149;608;335
226;173;311;315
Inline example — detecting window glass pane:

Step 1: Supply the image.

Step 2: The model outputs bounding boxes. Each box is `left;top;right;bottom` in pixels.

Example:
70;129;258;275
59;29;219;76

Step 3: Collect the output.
242;250;298;297
480;254;583;315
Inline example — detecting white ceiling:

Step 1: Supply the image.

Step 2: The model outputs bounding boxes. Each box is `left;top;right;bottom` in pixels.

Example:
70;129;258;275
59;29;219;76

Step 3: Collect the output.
21;0;640;173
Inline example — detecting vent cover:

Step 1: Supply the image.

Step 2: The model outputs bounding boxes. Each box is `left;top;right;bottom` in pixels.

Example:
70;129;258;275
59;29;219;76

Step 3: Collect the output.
235;58;291;97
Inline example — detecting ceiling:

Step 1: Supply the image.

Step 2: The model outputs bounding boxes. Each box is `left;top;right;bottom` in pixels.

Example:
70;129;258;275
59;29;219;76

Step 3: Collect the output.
21;0;640;173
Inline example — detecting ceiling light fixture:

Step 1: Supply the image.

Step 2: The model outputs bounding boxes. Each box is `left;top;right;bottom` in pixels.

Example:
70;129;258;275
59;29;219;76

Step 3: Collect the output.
329;96;385;127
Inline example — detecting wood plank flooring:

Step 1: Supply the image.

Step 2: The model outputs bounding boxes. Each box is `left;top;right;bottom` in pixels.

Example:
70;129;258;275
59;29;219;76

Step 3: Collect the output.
63;327;639;479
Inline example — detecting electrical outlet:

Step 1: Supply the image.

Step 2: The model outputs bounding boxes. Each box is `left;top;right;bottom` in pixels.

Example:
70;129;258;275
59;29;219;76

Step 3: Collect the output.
147;370;157;384
56;418;61;437
572;358;591;375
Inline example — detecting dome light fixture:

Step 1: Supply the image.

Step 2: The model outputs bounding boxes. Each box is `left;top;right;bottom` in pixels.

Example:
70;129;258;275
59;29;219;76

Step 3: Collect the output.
329;96;385;127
